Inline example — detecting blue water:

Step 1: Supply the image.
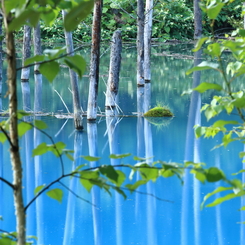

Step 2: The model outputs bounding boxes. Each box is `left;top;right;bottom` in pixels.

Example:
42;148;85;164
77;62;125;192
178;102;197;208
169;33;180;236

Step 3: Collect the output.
1;44;245;244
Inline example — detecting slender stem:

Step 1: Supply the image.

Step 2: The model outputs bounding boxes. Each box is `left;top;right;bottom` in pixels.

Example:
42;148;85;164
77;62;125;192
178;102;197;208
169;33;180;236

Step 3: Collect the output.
0;177;14;189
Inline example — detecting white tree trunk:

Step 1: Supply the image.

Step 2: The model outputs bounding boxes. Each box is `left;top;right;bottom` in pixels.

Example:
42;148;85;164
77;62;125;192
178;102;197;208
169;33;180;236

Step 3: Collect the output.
194;0;202;39
21;25;32;111
137;0;145;114
144;0;153;83
87;0;102;121
33;22;43;113
62;10;83;130
105;30;122;116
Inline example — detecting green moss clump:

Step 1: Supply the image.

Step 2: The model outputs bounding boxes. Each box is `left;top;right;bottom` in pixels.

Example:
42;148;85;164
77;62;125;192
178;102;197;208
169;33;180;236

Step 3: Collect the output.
144;106;173;117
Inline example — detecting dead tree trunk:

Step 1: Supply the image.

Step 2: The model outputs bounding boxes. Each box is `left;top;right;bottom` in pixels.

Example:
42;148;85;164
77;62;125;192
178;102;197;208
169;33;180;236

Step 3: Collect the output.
62;10;83;130
2;4;26;244
33;22;42;113
87;0;102;122
137;0;145;114
21;25;32;111
144;0;153;83
105;30;122;116
194;0;202;39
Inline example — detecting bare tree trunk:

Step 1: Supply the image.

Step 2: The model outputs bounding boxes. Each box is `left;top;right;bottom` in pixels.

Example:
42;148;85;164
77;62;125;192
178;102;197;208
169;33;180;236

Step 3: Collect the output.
62;10;83;130
194;0;202;39
21;25;32;111
33;22;43;113
2;5;26;244
87;0;102;122
144;0;153;83
105;30;122;116
137;0;145;114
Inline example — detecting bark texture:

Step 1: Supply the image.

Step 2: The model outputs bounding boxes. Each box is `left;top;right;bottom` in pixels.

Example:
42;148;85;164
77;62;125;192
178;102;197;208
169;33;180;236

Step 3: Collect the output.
2;6;26;244
194;0;202;39
21;25;32;111
62;10;83;130
33;23;43;112
105;30;122;116
144;0;153;82
87;0;102;121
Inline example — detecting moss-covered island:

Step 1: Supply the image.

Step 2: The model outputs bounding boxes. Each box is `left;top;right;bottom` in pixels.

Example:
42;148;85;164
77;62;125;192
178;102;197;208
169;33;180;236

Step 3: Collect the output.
144;106;173;117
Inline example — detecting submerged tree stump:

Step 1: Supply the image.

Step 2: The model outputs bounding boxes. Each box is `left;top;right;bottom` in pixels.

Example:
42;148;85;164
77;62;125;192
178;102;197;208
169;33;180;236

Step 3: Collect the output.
105;30;122;116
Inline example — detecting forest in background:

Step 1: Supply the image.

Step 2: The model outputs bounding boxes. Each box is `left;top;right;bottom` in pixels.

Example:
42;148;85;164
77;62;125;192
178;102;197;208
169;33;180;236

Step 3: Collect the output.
23;0;243;43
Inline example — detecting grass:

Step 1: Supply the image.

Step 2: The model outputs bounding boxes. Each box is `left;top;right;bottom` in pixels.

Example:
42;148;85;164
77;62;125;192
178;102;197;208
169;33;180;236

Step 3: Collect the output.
144;106;173;117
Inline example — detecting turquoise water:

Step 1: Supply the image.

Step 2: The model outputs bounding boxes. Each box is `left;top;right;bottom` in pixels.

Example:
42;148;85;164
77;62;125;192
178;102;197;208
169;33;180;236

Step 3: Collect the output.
0;44;245;244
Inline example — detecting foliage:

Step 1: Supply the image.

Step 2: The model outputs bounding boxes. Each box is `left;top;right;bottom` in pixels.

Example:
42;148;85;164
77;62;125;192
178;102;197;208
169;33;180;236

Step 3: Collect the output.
185;0;245;209
144;106;173;117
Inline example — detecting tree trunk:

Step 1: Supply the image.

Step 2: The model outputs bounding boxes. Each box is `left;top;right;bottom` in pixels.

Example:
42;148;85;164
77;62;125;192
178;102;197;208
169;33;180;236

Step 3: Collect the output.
33;22;43;113
62;10;83;130
137;0;145;114
87;0;102;122
21;25;32;111
105;30;122;116
2;5;26;245
144;0;153;83
194;0;202;39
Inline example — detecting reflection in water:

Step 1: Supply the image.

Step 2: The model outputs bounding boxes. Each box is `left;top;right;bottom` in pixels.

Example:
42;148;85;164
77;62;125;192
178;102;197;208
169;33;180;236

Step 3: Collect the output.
34;118;44;245
106;117;122;245
63;132;83;244
181;49;202;245
87;123;101;245
24;118;36;238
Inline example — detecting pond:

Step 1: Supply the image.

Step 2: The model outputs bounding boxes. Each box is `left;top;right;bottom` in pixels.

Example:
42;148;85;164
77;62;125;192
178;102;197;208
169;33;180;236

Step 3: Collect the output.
0;43;245;245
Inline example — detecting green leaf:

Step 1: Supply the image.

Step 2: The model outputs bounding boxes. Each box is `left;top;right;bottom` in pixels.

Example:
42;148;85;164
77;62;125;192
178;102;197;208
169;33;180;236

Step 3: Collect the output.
232;97;245;108
239;206;245;211
18;122;33;137
109;153;131;159
112;186;127;199
160;169;175;178
64;0;94;31
46;188;63;203
34;184;46;195
82;156;101;161
24;55;45;66
32;142;48;156
133;156;146;161
64;55;86;78
114;170;126;186
206;191;245;207
213;120;238;128
99;165;119;182
201;186;233;209
39;61;60;82
126;180;148;193
139;166;159;181
64;152;74;161
80;170;99;192
34;120;47;130
191;169;206;184
186;61;219;75
192;37;209;52
207;2;225;19
193;82;223;93
206;167;224;182
0;133;7;143
17;110;31;119
8;9;40;32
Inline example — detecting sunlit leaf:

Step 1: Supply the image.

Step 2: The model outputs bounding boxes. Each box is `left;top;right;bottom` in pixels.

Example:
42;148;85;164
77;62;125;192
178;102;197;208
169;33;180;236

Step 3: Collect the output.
32;142;48;156
126;180;148;193
80;170;99;192
64;0;94;31
0;133;7;143
18;122;32;137
64;152;74;161
186;61;219;75
39;61;60;82
206;2;225;19
46;188;63;203
64;55;86;78
213;120;238;128
192;37;209;52
193;82;222;93
110;153;131;159
24;55;45;66
34;184;46;195
112;186;127;199
232;97;245;108
82;156;101;161
34;120;47;130
239;206;245;211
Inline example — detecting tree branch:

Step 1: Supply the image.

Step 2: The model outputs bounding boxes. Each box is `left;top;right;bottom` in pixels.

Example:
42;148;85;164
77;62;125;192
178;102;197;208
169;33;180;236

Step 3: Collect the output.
0;177;14;189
